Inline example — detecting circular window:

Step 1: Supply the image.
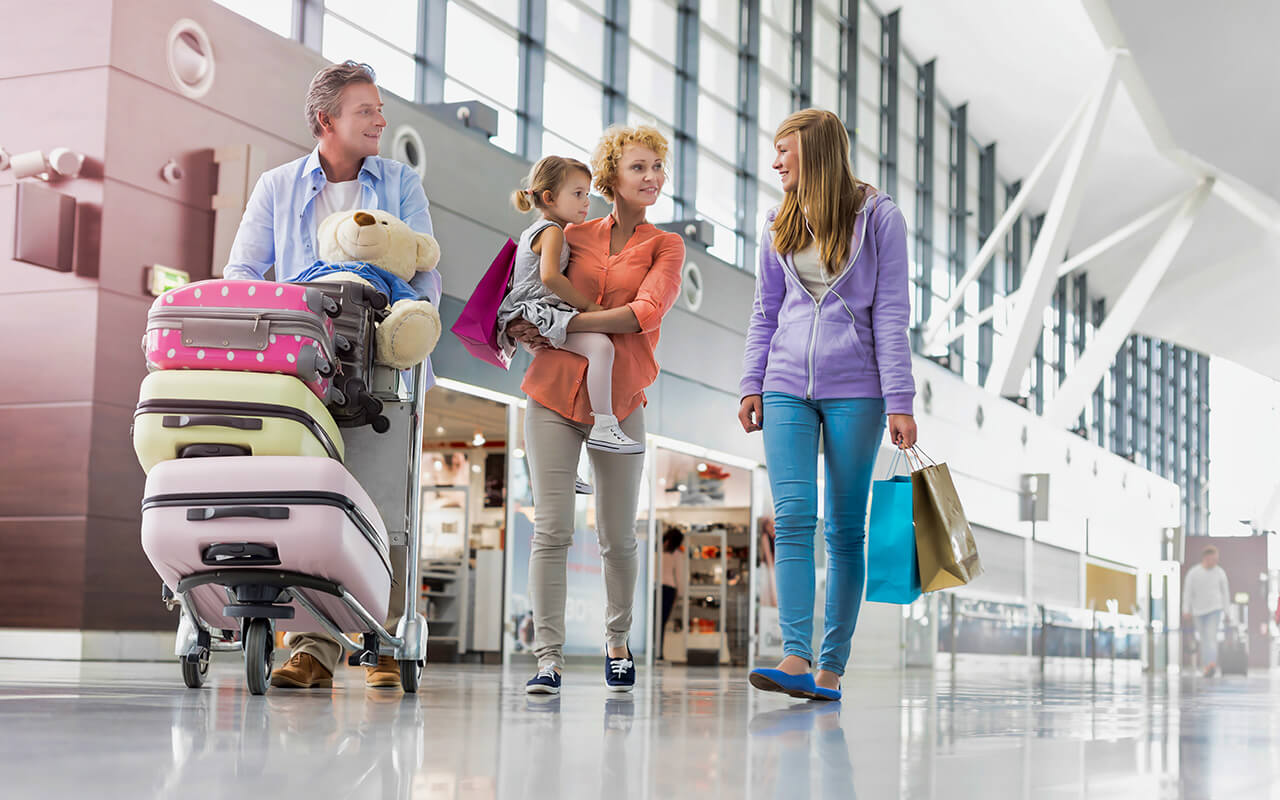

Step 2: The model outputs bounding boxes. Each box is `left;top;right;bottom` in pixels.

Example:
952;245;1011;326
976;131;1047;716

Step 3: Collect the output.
393;126;427;179
680;261;704;312
166;19;215;99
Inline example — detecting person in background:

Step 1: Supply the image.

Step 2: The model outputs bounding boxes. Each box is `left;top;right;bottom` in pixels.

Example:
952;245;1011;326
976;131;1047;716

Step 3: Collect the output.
1182;545;1231;677
658;529;685;659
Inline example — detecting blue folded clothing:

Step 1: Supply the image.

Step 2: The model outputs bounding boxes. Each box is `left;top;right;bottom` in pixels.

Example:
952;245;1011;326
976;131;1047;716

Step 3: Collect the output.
291;261;419;305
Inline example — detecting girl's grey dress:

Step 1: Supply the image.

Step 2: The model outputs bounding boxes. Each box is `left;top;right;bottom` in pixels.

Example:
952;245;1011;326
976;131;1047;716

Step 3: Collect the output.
496;218;579;359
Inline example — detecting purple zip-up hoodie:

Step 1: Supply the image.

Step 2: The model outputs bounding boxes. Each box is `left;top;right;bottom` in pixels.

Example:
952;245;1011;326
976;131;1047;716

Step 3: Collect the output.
739;192;916;415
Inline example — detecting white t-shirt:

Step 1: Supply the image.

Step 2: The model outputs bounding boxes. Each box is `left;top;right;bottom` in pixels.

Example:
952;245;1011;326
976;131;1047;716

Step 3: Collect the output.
1183;563;1230;617
661;549;680;589
313;179;364;235
792;245;833;300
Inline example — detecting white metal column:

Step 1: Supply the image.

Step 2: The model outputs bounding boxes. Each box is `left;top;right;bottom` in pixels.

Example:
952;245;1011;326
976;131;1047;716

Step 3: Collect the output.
929;189;1193;352
1046;179;1213;427
984;52;1124;397
920;96;1089;349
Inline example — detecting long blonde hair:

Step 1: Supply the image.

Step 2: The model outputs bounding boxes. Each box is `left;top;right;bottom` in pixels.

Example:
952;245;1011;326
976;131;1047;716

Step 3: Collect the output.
771;109;875;276
512;156;591;213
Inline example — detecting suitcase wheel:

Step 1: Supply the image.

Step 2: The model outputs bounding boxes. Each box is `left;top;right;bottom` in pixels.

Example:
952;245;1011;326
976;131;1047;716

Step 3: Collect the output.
371;415;391;434
244;618;274;696
361;285;389;311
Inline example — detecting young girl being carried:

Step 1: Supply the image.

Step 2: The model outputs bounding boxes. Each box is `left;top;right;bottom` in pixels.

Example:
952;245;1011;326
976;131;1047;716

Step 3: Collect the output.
498;156;645;459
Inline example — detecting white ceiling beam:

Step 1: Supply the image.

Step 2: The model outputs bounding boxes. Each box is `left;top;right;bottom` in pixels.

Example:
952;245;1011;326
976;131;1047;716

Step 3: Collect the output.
1045;178;1213;428
919;96;1090;350
985;51;1125;397
928;188;1193;351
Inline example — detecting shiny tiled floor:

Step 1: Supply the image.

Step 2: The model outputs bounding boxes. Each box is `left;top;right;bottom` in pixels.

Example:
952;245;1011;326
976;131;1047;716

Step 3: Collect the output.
2;657;1279;799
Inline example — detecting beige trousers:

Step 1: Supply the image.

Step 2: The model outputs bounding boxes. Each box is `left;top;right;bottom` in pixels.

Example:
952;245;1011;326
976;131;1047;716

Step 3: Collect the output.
525;401;646;669
284;544;408;673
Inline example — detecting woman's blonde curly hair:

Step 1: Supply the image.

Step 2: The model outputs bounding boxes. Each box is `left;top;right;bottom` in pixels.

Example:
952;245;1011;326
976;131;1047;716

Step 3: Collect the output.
589;124;670;201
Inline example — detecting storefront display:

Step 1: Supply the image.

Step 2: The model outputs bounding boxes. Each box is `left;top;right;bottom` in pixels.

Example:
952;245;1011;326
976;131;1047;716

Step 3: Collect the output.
652;448;755;666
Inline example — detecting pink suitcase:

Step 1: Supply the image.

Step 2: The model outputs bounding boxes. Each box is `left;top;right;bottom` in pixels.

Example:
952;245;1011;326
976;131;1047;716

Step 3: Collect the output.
140;456;390;633
144;280;341;401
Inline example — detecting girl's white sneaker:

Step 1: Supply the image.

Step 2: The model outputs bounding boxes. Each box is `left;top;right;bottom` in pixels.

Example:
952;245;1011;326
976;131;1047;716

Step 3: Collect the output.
586;414;644;454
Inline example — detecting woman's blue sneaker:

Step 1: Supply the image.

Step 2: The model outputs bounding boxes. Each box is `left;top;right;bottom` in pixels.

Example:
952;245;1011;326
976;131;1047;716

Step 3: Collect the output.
526;665;561;694
605;646;636;692
748;668;817;699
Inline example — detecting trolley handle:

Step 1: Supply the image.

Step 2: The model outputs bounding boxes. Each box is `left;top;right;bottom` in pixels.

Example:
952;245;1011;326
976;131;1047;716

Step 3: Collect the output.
186;506;290;522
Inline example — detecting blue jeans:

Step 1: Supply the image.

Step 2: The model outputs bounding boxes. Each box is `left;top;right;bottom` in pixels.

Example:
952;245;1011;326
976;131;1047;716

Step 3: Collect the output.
762;392;885;676
1195;610;1223;669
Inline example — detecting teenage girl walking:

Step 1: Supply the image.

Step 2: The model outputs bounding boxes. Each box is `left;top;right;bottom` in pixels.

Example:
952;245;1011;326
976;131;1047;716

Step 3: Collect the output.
739;109;918;702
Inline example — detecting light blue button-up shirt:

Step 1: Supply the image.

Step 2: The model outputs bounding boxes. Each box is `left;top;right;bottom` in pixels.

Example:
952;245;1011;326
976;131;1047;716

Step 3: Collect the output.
224;147;443;389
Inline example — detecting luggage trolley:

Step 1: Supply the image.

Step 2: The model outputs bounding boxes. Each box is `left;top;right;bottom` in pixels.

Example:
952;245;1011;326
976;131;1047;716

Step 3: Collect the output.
148;363;430;695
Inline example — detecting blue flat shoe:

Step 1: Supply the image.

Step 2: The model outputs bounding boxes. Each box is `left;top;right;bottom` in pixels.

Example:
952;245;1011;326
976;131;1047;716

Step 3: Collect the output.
748;668;817;699
809;684;841;702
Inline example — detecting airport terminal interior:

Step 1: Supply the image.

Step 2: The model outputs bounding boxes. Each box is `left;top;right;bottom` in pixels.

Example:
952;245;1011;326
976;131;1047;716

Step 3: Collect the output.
3;0;1280;797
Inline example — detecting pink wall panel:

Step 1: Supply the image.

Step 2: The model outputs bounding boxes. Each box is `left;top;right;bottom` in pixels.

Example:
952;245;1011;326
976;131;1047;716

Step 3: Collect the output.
109;0;317;147
0;290;98;403
97;180;215;295
0;404;93;517
102;70;306;210
0;0;112;79
91;288;152;409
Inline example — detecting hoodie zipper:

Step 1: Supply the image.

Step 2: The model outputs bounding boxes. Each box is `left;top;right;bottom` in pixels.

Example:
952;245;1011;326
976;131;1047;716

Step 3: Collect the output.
805;299;821;399
147;307;336;365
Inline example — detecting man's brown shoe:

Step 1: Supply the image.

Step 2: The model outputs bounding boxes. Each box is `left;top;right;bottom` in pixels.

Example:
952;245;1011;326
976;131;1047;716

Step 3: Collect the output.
270;652;334;688
365;655;402;689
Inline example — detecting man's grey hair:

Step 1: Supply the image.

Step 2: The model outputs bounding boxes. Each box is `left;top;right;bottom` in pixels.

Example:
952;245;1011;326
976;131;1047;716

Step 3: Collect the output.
305;62;376;138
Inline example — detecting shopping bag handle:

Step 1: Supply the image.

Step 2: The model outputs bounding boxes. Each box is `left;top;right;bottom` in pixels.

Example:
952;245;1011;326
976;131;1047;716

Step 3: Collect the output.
906;444;937;469
882;447;908;479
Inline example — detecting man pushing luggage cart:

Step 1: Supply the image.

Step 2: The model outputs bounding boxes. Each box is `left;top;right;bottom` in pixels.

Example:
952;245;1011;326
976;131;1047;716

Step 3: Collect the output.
133;59;445;695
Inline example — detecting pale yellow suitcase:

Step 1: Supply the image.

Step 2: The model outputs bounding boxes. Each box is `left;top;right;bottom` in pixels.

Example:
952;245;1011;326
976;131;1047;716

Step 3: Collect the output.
133;370;345;473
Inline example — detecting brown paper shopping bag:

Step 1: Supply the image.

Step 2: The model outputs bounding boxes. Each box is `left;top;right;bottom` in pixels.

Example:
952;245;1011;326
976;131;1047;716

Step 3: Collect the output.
909;447;983;592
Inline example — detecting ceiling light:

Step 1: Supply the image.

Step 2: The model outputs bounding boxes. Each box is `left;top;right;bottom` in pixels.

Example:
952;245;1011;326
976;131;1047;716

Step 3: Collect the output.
512;448;525;459
472;433;486;447
696;463;708;472
433;460;443;470
435;425;446;435
471;465;482;473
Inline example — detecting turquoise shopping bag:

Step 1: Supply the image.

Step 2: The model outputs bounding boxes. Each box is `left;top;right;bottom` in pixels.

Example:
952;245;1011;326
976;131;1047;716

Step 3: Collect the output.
865;453;921;604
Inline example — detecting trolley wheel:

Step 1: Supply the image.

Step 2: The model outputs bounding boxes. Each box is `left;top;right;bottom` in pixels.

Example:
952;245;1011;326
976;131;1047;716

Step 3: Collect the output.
244;618;274;696
399;660;422;693
180;652;209;689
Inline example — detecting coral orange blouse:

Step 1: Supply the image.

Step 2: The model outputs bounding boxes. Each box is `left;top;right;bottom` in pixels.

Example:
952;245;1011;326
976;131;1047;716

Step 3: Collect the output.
521;214;685;425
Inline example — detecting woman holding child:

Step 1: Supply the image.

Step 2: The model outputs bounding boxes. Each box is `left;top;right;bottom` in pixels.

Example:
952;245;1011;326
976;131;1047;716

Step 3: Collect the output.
505;125;685;694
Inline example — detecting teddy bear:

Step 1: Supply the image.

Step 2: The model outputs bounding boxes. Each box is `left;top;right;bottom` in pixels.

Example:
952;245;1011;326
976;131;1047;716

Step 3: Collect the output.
291;209;442;369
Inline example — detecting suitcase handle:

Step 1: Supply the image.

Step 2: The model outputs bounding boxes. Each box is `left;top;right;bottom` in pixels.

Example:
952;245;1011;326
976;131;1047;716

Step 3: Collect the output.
201;542;282;566
163;415;264;431
187;506;290;522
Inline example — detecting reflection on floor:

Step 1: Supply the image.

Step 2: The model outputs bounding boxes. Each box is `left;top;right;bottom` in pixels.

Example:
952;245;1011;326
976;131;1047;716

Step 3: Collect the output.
0;657;1276;798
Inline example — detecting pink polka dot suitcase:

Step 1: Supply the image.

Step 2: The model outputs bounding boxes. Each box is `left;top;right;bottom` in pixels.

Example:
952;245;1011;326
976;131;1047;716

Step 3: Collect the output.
144;280;341;401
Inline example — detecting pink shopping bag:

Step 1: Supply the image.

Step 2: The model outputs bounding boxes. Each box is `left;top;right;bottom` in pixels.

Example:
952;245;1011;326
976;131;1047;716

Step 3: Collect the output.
450;238;517;370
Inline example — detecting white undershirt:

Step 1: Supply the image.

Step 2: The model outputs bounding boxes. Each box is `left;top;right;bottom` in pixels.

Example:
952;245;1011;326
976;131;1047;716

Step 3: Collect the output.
313;179;364;235
791;245;833;300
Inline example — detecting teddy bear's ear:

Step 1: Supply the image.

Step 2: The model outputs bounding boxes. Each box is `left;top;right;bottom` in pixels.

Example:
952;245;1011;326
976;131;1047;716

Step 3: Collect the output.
416;232;441;271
